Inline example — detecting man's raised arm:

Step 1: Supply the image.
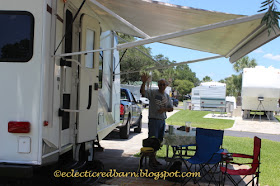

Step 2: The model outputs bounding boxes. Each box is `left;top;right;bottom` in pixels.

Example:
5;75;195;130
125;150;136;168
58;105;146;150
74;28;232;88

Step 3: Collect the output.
140;73;150;97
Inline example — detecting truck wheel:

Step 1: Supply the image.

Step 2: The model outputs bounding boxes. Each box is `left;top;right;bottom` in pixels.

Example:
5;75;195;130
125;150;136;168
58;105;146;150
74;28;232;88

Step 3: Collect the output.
120;118;130;139
134;116;142;133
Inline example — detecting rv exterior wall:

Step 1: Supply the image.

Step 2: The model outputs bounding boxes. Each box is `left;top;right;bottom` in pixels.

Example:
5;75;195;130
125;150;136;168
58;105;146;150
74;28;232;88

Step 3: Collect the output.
97;31;121;140
191;82;226;111
242;66;280;111
42;0;61;164
0;0;45;165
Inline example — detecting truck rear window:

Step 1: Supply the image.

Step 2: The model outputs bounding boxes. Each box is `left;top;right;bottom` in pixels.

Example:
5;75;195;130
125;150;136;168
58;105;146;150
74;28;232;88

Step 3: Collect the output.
0;11;34;62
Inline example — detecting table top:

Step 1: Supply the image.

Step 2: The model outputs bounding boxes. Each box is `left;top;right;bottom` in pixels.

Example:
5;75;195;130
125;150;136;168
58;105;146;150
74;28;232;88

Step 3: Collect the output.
163;128;196;146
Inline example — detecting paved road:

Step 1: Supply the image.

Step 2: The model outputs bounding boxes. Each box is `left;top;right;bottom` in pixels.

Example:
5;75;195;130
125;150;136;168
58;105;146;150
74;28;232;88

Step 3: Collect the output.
224;130;280;142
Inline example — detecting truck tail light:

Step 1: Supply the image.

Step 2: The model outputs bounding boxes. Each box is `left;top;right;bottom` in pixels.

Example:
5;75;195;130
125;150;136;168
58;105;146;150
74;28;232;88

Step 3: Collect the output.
8;121;30;133
120;104;125;116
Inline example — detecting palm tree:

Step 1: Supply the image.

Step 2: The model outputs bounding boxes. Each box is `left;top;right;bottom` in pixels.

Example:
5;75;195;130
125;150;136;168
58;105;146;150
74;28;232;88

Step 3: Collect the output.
259;0;280;34
233;56;257;73
223;56;257;97
202;76;212;82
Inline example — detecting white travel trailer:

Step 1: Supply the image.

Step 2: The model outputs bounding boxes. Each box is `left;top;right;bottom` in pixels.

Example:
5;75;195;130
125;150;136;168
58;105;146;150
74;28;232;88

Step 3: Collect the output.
242;66;280;119
0;0;120;178
191;82;226;111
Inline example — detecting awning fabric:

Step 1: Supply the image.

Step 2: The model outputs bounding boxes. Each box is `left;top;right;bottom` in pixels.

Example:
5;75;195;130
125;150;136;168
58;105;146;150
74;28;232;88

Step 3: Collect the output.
78;0;279;62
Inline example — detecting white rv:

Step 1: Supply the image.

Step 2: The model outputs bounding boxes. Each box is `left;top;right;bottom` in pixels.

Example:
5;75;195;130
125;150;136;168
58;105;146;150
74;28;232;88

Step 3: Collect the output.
0;0;120;178
242;66;280;119
191;82;226;111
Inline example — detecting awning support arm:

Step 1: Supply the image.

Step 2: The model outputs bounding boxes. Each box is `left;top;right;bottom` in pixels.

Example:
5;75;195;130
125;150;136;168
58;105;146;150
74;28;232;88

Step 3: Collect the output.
90;0;150;38
116;33;162;66
54;47;116;58
116;55;223;75
54;0;86;54
117;13;264;51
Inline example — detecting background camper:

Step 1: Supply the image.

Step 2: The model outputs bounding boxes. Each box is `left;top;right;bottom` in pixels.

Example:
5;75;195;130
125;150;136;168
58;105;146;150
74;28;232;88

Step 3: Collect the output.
242;66;280;119
191;82;226;112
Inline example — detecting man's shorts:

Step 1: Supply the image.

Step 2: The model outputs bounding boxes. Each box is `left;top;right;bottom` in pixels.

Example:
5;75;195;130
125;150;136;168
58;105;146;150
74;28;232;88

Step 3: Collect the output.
148;118;166;142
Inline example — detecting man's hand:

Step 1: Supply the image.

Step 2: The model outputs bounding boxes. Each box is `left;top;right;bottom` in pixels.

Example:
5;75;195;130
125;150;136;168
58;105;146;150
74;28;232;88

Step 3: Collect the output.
158;107;173;114
158;108;166;114
140;72;150;96
141;72;150;83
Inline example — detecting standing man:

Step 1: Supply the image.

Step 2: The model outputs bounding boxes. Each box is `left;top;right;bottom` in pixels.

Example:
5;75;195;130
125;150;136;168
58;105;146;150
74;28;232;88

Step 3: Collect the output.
140;73;173;142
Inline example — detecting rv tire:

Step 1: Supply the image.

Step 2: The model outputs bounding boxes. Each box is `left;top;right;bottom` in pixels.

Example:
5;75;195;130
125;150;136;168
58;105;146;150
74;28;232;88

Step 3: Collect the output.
120;118;130;139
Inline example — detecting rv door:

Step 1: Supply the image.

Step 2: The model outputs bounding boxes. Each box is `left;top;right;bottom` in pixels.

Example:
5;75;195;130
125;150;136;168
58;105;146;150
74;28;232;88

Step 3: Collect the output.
77;15;100;143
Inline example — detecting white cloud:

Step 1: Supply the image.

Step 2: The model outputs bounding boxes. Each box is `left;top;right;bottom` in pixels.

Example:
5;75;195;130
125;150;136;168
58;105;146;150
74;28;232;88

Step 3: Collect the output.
263;53;280;61
253;48;264;53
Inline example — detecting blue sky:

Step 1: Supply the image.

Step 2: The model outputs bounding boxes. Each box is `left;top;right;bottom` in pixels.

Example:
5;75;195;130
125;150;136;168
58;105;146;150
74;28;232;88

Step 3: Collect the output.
145;0;280;81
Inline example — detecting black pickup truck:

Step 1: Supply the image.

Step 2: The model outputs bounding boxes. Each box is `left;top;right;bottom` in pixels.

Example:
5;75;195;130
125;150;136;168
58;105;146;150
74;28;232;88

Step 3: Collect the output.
118;88;142;139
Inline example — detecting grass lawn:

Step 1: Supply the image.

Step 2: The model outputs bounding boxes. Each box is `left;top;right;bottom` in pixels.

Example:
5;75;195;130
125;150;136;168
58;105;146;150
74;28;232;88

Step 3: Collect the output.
166;109;234;130
274;115;280;122
154;136;280;186
178;101;183;106
135;110;279;185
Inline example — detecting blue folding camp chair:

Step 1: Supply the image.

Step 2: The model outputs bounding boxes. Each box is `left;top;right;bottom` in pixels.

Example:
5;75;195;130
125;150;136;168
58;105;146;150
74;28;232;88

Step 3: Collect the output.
171;144;196;159
183;128;224;186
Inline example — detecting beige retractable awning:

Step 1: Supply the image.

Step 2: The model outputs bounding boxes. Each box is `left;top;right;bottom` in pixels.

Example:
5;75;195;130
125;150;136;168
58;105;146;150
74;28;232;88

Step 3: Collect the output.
72;0;280;63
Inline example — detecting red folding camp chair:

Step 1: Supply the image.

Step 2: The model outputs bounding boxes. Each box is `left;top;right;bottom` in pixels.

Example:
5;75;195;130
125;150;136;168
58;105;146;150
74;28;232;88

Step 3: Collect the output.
220;136;261;186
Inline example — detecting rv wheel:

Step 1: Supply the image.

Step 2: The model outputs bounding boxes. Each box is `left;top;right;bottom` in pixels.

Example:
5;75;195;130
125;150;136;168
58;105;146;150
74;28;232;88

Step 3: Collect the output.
120;118;130;139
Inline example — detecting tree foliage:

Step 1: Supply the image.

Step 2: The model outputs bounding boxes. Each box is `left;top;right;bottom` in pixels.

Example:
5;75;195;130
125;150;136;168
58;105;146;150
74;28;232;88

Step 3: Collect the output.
174;65;200;86
233;56;257;73
173;79;194;97
259;0;280;34
117;33;154;84
220;56;257;97
149;54;176;84
117;33;200;94
222;74;242;97
202;76;212;82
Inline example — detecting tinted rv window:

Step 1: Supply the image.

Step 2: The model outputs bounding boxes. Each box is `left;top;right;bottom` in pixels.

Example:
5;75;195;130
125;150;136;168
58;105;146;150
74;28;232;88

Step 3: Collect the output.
112;57;116;81
0;11;34;62
65;10;73;54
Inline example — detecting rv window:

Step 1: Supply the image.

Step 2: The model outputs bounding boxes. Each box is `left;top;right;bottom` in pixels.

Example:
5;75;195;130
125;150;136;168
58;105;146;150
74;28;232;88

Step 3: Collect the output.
113;57;116;81
65;10;73;54
0;11;34;62
99;51;103;88
85;29;95;68
194;91;199;96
